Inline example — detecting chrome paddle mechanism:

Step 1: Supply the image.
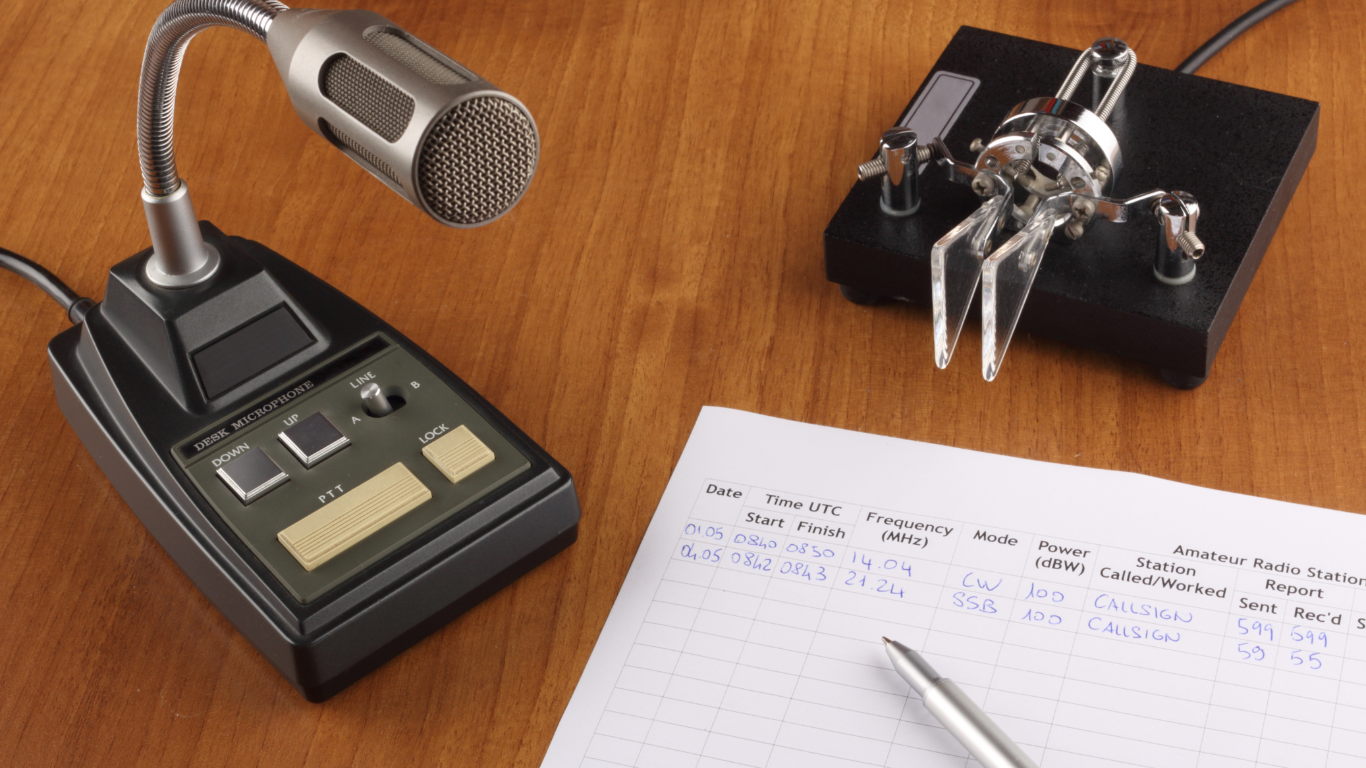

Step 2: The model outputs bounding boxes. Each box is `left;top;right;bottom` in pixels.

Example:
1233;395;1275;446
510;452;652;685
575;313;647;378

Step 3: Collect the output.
858;38;1206;380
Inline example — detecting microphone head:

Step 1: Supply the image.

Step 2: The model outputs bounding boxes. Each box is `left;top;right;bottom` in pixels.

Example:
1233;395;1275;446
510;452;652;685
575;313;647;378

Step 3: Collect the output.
268;9;539;227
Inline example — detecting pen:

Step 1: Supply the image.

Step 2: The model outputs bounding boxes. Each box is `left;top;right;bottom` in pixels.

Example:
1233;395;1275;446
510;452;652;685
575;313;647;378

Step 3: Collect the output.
883;637;1038;768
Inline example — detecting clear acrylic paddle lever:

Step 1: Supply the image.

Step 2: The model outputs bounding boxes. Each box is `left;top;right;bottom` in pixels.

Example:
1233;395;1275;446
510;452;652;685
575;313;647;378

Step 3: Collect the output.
858;37;1208;380
930;160;1011;370
980;193;1070;380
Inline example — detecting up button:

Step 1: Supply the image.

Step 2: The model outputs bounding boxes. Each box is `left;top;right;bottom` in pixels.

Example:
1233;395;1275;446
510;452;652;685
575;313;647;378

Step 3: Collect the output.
279;413;351;468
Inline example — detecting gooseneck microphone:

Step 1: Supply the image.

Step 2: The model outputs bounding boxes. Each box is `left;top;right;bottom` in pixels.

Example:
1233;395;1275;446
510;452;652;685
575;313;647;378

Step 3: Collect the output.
138;0;540;288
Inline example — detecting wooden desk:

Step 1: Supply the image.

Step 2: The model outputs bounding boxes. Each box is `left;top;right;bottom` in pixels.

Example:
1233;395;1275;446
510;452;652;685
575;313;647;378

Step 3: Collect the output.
0;0;1355;764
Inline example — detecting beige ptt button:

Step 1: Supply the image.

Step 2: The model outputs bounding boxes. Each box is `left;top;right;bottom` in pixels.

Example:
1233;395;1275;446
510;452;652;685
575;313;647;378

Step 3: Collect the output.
421;425;495;484
277;463;431;571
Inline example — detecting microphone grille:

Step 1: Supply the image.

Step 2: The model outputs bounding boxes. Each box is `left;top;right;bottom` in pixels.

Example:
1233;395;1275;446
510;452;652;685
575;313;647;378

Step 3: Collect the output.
363;29;471;87
417;96;538;226
321;55;414;142
323;120;400;183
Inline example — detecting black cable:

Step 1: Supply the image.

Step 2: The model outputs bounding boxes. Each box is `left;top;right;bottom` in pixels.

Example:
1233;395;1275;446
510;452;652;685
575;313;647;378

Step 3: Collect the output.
1176;0;1303;75
0;247;93;324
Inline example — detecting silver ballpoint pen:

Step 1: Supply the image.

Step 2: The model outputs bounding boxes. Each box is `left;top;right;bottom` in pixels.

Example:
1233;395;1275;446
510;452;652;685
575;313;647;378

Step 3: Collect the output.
883;637;1039;768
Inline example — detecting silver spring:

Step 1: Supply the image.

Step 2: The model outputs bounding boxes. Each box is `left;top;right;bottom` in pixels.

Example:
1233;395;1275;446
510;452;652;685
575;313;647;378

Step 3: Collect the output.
1054;49;1094;101
1094;49;1137;122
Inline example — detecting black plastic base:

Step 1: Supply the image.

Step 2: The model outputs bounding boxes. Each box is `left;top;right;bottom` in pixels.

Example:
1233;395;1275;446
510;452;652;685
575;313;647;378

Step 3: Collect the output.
824;27;1319;384
303;525;578;702
48;223;581;701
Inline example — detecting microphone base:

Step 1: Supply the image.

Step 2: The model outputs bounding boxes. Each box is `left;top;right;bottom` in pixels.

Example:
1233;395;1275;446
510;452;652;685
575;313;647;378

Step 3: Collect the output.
47;222;579;701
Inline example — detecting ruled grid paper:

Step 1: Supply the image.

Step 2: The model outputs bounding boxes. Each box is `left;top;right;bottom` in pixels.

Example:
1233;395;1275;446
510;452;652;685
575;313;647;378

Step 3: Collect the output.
541;407;1366;768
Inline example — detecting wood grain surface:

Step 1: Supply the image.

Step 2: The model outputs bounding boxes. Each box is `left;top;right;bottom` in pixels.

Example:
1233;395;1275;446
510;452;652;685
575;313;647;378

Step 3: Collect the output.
0;0;1356;765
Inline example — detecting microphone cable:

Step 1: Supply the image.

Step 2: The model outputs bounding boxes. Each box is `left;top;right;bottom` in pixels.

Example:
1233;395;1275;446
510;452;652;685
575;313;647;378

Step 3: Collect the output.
0;247;93;324
1177;0;1303;75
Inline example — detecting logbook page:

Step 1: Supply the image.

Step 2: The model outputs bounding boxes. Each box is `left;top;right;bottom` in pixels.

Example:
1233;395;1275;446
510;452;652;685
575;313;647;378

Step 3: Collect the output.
541;407;1366;768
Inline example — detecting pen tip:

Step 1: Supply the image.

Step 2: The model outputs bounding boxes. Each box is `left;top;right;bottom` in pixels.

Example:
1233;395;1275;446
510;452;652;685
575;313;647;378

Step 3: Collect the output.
882;636;892;645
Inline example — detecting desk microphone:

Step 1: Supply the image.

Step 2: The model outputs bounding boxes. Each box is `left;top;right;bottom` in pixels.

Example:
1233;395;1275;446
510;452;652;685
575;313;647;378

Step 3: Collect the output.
25;0;580;700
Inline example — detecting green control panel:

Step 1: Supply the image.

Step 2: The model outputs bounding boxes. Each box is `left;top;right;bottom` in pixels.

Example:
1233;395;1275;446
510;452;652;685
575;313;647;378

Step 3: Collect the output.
174;335;530;603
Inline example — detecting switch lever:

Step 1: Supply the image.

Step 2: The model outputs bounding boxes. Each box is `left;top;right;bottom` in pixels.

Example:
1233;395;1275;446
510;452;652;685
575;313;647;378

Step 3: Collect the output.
360;382;393;417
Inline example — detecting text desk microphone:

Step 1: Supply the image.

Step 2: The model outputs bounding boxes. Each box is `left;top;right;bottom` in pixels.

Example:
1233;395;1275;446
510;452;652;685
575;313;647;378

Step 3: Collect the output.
35;0;578;701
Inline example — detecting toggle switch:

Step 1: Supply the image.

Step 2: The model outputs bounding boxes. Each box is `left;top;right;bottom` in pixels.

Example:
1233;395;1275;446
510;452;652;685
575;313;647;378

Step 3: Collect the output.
360;382;393;417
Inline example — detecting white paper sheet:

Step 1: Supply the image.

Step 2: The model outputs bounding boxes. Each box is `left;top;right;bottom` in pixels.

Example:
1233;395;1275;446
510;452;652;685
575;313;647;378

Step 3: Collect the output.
542;407;1366;768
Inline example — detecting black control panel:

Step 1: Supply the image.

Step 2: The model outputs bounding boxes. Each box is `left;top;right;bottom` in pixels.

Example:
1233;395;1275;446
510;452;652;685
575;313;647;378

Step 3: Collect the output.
178;336;532;604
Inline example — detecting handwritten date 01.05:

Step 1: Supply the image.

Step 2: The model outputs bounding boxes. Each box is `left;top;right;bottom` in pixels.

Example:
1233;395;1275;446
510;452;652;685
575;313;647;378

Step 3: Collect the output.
683;523;725;541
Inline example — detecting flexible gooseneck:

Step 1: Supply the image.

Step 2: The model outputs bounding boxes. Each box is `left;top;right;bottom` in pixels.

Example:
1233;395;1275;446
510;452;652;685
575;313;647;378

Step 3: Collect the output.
138;0;288;288
139;0;288;195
